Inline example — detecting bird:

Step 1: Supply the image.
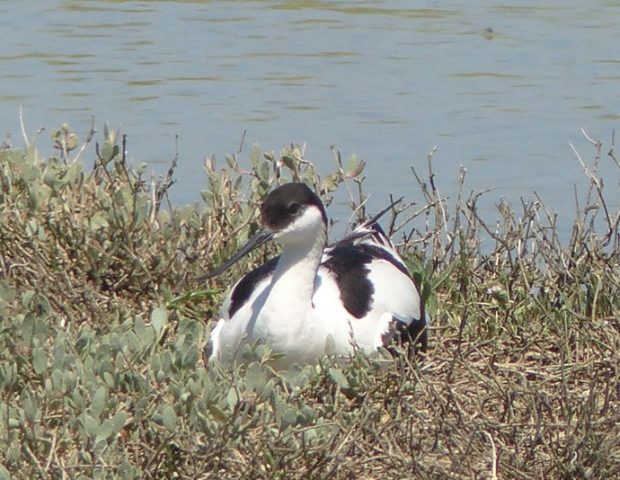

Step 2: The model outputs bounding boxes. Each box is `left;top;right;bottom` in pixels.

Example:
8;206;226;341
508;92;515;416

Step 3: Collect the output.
202;182;427;368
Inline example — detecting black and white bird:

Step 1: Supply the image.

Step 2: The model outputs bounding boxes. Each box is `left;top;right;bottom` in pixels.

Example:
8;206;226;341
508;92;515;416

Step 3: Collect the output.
203;182;427;368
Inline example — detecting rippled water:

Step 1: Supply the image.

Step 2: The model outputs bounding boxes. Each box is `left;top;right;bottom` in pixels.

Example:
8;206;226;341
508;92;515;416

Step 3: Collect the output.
1;1;619;235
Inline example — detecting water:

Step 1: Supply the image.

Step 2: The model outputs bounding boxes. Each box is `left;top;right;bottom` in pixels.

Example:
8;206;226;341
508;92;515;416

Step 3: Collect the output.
1;1;619;237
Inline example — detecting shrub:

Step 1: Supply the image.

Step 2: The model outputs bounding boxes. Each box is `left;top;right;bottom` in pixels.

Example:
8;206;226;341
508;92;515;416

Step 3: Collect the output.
0;124;618;479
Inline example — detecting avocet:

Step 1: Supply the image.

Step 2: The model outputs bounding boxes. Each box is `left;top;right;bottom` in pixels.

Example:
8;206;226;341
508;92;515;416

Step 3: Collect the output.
202;182;427;368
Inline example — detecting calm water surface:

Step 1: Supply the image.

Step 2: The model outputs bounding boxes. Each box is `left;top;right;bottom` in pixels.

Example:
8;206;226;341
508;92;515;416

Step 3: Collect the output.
1;1;619;236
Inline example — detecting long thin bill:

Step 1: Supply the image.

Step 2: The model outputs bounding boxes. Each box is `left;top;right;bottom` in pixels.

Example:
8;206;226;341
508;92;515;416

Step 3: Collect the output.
194;230;274;281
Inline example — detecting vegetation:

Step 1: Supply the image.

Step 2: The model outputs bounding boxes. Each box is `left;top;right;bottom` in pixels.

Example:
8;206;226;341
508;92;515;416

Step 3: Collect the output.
0;123;618;479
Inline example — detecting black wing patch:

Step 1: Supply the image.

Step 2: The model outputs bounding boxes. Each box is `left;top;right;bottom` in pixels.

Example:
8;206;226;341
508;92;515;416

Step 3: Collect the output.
228;256;279;318
358;243;411;278
322;243;413;320
322;245;374;319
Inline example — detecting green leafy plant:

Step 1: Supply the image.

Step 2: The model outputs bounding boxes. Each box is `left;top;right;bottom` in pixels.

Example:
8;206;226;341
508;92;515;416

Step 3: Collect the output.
0;122;618;479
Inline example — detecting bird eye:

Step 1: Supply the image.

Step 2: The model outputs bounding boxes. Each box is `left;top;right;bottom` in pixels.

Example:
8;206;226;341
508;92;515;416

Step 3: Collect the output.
286;202;301;215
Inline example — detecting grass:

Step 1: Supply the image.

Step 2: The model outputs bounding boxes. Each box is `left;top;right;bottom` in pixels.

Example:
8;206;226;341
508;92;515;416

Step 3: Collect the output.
0;122;619;479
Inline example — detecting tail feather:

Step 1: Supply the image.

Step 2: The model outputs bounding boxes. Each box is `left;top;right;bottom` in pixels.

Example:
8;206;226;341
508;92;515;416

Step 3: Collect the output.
330;197;402;249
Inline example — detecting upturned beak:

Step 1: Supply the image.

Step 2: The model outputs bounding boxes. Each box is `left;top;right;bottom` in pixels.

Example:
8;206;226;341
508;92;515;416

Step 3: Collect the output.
195;230;274;281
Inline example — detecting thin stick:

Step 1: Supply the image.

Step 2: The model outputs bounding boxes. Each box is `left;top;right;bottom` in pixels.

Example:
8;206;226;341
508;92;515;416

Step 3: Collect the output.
608;130;619;168
72;116;97;164
484;431;499;480
238;129;247;154
19;105;29;148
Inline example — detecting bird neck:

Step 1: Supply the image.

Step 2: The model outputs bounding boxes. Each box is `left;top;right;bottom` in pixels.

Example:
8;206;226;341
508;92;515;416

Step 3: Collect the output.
272;227;326;301
259;225;327;336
